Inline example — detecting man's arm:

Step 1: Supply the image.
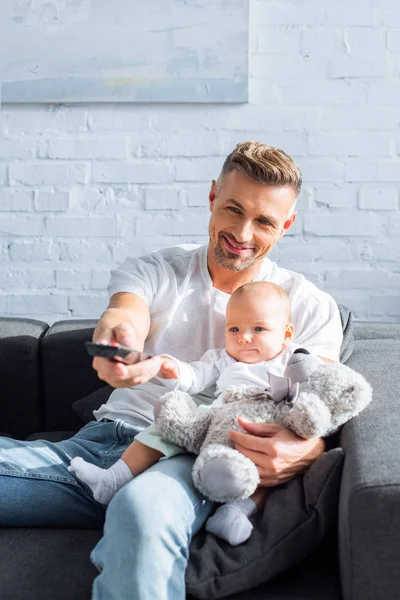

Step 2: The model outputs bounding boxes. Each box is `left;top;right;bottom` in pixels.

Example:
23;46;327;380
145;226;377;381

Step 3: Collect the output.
92;292;166;389
229;419;325;487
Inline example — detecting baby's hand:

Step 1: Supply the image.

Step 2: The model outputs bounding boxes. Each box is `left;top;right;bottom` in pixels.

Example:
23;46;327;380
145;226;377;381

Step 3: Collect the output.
158;356;179;379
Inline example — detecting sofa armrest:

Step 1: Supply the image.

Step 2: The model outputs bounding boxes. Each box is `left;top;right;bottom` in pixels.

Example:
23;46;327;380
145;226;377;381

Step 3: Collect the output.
339;338;400;600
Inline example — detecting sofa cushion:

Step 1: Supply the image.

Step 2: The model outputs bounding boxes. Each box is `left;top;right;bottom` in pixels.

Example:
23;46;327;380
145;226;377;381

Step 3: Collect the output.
40;320;105;432
0;317;48;439
0;528;341;600
72;385;114;424
186;448;344;599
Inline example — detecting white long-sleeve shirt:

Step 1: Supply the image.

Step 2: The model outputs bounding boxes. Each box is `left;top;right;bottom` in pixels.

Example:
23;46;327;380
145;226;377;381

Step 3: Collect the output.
136;343;304;457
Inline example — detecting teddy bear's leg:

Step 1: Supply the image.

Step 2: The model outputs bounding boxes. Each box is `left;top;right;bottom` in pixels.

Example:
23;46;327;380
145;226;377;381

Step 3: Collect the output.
192;443;260;503
205;498;257;546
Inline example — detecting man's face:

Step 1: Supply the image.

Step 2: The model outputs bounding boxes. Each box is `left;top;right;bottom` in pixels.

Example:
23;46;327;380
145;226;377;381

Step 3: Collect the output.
208;170;297;272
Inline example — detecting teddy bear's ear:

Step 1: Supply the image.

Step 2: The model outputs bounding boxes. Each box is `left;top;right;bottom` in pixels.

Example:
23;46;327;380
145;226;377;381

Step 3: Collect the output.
285;352;322;384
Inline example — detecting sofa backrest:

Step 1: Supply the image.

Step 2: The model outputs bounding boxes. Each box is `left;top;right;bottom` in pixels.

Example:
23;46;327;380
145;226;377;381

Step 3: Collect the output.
41;319;104;432
0;318;48;439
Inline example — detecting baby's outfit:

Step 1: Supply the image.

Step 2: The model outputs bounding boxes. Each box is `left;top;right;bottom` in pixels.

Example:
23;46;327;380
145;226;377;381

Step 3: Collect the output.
136;342;301;456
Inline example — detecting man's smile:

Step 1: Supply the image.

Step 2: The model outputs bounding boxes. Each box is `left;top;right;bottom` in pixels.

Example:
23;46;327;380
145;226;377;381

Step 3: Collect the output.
222;235;254;254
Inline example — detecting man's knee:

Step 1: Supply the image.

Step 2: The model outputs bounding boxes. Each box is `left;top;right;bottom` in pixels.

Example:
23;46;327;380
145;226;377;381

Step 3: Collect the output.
106;477;183;540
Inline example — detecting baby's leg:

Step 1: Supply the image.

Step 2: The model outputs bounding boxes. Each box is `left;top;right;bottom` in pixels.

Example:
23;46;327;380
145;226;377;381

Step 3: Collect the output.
205;487;269;546
68;441;163;505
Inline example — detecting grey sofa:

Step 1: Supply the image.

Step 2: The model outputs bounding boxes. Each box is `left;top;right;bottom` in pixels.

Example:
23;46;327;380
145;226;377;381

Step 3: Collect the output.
0;317;399;600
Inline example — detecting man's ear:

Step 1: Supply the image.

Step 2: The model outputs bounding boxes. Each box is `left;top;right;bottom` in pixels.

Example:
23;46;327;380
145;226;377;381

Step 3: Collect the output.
209;180;217;211
279;212;297;238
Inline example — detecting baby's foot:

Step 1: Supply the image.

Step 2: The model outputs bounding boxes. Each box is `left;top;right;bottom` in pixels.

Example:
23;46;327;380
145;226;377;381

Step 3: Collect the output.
205;499;256;546
68;457;133;505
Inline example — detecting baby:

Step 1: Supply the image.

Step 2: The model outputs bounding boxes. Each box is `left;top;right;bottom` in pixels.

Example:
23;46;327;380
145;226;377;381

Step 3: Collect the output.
69;281;316;544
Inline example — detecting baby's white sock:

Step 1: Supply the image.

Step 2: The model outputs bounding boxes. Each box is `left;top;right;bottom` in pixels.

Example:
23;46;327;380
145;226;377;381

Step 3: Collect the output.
205;498;257;546
68;457;133;505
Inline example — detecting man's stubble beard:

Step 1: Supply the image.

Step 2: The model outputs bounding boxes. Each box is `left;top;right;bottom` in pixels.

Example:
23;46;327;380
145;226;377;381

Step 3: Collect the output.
213;240;260;272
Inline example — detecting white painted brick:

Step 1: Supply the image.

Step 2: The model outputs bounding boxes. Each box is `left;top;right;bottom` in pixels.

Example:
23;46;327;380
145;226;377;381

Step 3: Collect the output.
0;269;56;289
92;161;172;184
301;28;346;58
258;29;301;54
144;188;182;210
252;1;324;26
377;9;400;27
69;294;108;317
135;213;209;236
0;139;38;161
47;138;127;160
364;241;400;262
141;132;226;158
0;216;45;236
344;29;386;58
280;81;366;105
59;240;113;263
47;217;119;237
259;133;309;157
253;56;323;85
69;187;142;214
367;81;400;105
304;212;387;236
280;238;358;263
359;187;398;210
185;185;211;207
9;240;58;261
296;159;344;183
5;107;86;135
314;187;357;209
347;161;400;183
327;58;391;79
175;157;225;182
388;216;400;236
387;30;400;52
245;82;283;106
320;106;400;132
34;190;70;212
88;106;152;131
9;163;87;186
91;271;112;290
56;270;91;290
3;294;68;315
0;190;32;211
376;162;400;183
309;133;390;157
323;3;376;26
0;166;6;185
326;269;400;289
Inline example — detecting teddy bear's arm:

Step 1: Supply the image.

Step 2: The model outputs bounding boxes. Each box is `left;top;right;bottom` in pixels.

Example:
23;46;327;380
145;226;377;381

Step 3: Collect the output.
156;390;212;455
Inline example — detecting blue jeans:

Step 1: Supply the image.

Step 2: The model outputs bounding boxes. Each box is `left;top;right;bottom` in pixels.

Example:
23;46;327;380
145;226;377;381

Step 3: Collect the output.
0;420;215;599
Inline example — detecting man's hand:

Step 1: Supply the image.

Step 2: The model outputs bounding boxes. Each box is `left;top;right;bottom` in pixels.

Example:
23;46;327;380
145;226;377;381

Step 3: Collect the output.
229;418;325;487
92;320;179;388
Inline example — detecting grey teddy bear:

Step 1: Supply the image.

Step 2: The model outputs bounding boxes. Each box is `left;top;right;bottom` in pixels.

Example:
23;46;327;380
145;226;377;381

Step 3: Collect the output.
155;349;373;504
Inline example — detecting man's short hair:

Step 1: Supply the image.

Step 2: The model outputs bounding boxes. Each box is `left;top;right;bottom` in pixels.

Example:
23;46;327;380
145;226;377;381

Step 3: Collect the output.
218;141;302;199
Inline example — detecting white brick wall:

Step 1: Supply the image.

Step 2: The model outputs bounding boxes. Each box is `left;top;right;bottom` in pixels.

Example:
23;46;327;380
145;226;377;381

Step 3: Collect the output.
0;0;399;323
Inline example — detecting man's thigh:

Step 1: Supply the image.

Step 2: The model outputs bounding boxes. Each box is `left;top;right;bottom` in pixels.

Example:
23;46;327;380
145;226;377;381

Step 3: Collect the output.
0;420;139;527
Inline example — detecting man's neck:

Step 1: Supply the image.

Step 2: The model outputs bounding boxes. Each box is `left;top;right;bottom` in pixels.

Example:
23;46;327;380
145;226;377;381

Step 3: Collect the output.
207;244;264;295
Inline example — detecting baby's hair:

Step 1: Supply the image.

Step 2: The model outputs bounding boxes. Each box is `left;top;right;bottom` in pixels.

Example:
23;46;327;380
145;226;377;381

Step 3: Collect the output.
230;281;292;321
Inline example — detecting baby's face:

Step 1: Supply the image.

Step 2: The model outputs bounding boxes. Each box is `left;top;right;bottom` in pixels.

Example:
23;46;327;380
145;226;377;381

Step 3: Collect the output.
225;293;292;363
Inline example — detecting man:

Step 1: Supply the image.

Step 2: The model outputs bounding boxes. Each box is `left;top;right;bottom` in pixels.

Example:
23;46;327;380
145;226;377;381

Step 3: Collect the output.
0;142;342;599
